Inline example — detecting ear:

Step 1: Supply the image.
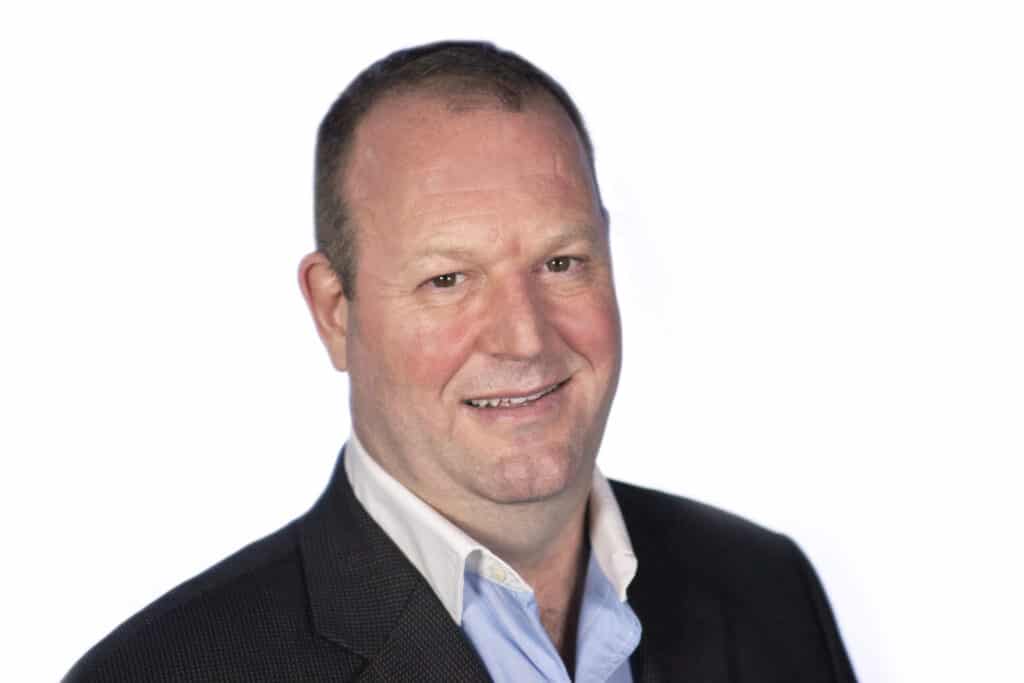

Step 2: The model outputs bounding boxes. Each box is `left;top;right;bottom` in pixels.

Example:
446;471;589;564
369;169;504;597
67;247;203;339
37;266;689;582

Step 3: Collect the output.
298;251;350;372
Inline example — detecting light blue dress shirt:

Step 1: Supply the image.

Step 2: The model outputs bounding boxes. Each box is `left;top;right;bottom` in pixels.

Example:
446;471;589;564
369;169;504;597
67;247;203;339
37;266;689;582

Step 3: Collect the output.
462;551;641;682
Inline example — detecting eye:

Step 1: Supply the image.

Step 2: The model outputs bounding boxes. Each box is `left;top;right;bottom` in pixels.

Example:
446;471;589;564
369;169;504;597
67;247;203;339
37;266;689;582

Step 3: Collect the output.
545;256;576;273
428;272;464;288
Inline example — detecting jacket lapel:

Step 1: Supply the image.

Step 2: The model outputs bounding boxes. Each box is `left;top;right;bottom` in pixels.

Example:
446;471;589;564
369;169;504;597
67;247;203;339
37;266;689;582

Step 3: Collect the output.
354;584;492;682
630;578;731;683
299;459;735;682
613;481;732;683
299;452;491;682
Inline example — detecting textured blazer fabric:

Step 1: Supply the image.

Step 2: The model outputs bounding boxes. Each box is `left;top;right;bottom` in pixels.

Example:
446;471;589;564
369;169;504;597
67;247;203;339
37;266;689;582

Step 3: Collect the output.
66;454;856;682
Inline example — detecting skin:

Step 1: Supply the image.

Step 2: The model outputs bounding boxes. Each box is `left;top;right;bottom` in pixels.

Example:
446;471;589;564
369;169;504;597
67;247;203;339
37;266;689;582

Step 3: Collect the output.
299;92;622;664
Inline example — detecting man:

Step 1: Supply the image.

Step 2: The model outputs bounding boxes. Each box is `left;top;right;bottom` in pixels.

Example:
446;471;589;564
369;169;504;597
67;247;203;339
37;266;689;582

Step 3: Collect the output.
67;41;856;682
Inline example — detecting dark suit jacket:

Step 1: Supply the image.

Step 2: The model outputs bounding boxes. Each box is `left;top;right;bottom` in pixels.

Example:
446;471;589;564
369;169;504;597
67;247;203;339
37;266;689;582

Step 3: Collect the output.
66;454;856;682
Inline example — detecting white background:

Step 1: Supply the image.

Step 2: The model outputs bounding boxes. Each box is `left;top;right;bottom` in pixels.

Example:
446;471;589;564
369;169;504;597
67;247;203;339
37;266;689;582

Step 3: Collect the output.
2;2;1022;680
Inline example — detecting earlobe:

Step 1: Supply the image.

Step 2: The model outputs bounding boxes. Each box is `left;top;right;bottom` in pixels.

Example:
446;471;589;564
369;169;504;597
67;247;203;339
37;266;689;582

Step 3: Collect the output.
298;251;350;372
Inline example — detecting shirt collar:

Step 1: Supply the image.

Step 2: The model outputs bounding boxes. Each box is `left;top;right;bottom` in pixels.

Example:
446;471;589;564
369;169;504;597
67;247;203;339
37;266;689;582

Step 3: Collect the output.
343;433;638;625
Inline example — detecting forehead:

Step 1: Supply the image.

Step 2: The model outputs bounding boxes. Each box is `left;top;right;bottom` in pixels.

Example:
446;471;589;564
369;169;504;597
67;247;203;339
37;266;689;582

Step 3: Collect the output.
342;92;599;221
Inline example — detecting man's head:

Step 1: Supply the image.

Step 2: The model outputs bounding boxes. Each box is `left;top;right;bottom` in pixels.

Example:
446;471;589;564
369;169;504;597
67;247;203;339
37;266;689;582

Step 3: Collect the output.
313;41;600;300
300;41;620;516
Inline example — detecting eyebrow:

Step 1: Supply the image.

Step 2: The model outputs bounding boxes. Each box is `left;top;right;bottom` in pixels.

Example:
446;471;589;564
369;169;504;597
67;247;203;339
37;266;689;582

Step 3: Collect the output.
540;221;603;252
408;222;602;267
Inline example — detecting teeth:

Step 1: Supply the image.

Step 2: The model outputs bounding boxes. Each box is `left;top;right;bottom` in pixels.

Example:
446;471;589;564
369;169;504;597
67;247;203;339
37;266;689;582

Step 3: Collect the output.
467;382;561;409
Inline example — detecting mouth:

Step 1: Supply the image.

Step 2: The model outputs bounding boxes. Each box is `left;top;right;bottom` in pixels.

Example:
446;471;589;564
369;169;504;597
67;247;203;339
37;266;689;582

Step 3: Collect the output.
462;378;570;409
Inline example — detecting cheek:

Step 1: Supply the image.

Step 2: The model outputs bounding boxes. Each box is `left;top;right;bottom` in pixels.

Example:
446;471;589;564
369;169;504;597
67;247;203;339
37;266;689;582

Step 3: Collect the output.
553;293;622;376
395;308;478;393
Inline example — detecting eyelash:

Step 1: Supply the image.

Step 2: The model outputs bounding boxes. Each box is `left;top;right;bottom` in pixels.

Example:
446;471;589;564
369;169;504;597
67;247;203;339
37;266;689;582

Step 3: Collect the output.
423;256;584;290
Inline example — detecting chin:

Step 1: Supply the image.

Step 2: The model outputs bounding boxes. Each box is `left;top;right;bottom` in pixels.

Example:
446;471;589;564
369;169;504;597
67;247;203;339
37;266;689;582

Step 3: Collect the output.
478;442;589;505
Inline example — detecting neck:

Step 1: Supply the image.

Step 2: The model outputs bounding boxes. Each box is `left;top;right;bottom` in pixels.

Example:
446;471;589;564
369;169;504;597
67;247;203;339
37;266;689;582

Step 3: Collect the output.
519;509;590;675
445;488;592;673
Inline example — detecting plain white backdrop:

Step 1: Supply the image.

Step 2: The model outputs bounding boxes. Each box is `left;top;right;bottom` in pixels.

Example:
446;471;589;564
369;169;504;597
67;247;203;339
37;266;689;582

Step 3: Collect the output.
2;1;1022;680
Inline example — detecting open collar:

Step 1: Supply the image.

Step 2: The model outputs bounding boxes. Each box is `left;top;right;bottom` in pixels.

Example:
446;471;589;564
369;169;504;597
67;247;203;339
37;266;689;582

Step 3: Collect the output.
296;447;731;682
344;433;638;625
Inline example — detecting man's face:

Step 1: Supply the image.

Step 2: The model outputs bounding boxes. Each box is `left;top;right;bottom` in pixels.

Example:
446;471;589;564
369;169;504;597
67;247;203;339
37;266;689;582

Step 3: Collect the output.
341;93;621;509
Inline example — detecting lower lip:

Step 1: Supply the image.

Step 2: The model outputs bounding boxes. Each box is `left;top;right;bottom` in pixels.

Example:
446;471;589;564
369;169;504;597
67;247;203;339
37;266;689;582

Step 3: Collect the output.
462;381;568;422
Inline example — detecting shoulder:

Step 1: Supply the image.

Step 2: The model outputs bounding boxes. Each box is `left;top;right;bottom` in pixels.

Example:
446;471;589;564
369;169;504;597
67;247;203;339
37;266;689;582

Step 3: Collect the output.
610;477;793;561
610;478;819;626
64;520;349;682
611;478;812;598
611;479;856;681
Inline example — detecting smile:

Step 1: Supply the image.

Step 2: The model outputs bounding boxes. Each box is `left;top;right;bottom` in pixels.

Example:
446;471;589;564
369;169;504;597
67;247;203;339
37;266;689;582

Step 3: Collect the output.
463;379;569;409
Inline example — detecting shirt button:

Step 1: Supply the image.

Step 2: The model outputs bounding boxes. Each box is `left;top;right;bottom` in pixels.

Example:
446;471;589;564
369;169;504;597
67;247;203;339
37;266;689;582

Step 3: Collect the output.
487;564;508;584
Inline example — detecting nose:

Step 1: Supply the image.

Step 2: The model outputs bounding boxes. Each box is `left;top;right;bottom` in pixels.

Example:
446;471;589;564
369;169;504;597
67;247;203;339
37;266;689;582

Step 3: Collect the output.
479;275;548;360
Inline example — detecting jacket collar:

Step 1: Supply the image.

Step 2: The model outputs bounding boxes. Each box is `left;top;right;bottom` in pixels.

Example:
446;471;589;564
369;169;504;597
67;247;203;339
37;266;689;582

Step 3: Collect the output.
298;449;491;681
296;451;733;682
611;480;731;683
